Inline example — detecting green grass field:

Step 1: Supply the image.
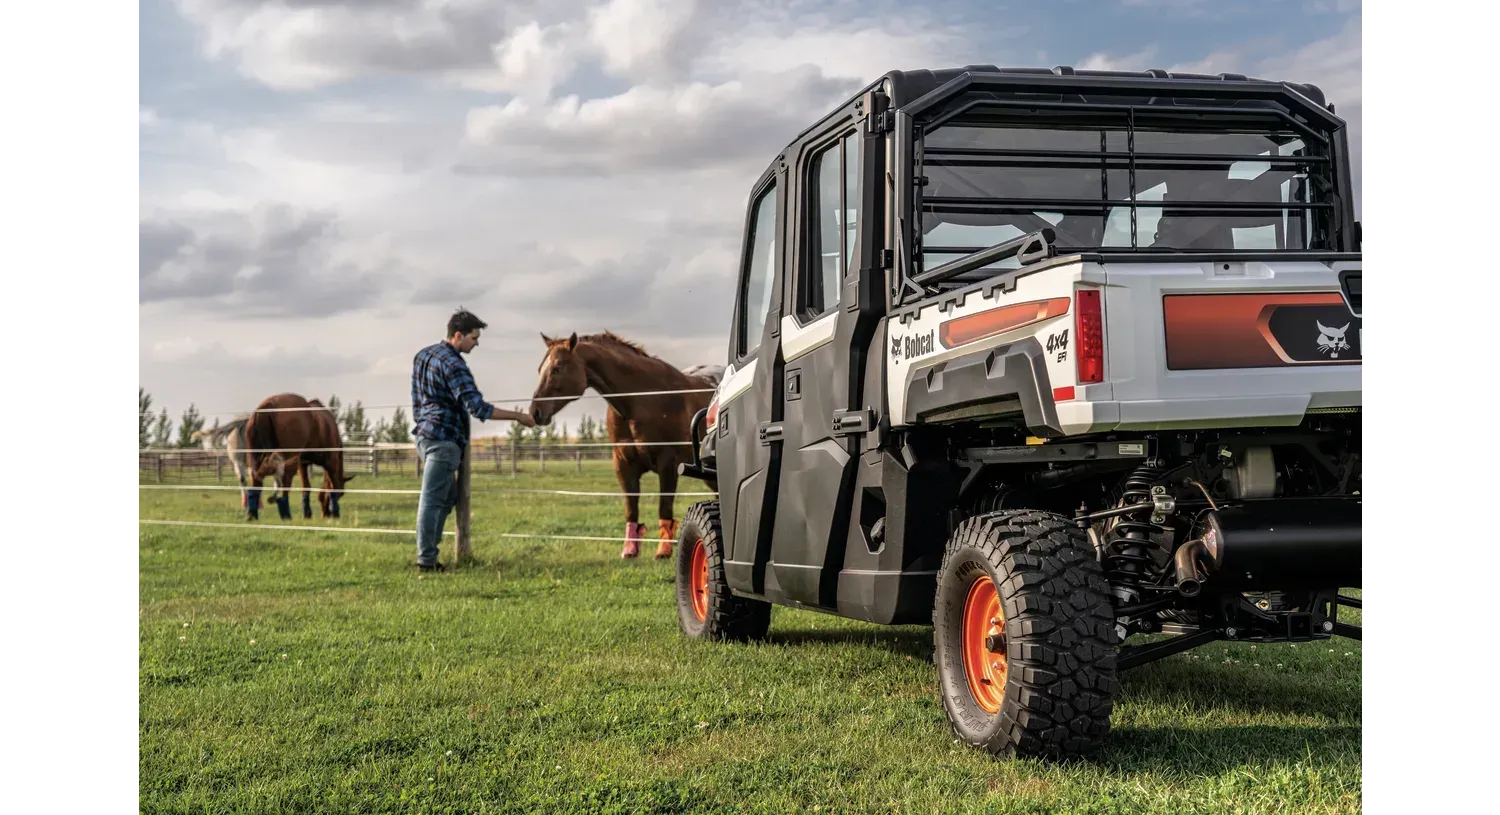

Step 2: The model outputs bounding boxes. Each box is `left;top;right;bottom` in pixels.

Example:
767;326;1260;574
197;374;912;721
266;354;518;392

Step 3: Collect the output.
140;464;1361;814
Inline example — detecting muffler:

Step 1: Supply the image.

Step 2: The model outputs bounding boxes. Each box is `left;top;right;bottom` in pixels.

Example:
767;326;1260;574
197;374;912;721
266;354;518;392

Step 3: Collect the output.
1186;498;1361;591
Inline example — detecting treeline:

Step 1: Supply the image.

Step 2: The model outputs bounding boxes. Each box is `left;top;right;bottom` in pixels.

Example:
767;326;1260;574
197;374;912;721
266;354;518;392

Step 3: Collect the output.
139;388;607;448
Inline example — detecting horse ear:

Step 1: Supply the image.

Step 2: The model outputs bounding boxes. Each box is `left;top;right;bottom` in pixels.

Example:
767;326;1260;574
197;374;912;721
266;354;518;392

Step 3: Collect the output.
568;332;578;351
540;332;554;345
344;473;357;483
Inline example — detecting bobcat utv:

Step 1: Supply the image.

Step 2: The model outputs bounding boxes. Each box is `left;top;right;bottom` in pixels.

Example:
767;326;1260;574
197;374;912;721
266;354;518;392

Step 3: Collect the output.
673;65;1361;760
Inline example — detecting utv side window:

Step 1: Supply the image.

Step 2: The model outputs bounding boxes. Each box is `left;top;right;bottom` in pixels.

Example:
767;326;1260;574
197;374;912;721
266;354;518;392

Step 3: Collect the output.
800;131;860;320
739;182;778;358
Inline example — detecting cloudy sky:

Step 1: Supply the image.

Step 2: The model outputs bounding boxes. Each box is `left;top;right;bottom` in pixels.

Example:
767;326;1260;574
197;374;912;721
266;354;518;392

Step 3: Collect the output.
139;0;1362;436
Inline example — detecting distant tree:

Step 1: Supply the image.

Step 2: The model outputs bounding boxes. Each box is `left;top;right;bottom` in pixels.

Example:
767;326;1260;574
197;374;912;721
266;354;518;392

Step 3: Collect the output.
542;421;561;446
326;395;342;427
152;408;173;448
371;416;390;444
507;420;528;442
577;415;597;442
342;400;370;442
139;388;153;448
175;403;206;448
386;407;412;444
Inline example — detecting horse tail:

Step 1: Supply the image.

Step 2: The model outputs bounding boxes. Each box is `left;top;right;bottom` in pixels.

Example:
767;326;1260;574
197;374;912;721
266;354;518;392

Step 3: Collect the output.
193;416;246;447
244;410;278;476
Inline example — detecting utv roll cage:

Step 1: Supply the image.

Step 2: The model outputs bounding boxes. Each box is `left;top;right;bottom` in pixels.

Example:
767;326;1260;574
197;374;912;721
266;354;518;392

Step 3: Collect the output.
870;67;1360;307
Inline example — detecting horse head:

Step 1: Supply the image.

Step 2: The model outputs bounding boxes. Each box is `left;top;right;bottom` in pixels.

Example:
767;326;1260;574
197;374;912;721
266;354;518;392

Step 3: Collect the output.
529;332;588;425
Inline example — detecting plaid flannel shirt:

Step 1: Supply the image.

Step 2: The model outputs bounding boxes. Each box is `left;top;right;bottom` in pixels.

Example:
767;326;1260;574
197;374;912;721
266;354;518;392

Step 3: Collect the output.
410;341;495;447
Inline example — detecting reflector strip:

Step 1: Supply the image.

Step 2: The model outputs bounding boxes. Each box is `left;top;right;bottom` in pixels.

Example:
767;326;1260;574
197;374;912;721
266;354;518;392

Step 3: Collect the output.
1052;386;1075;402
938;297;1071;349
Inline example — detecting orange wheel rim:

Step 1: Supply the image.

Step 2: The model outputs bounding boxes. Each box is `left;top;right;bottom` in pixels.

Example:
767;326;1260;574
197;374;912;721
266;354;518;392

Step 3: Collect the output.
689;538;709;622
961;574;1007;714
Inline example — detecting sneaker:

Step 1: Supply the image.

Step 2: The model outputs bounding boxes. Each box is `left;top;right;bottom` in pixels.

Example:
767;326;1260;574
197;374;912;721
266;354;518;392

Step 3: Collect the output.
415;561;446;572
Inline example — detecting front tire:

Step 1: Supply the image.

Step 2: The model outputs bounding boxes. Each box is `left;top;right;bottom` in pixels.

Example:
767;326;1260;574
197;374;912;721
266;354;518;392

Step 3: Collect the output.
933;510;1120;759
675;501;771;642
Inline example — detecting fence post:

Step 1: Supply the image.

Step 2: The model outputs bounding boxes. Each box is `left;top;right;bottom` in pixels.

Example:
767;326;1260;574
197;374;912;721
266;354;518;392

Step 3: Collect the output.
494;440;501;472
156;455;164;483
371;448;380;478
511;437;519;477
454;443;472;565
576;449;582;473
216;455;223;481
539;443;545;473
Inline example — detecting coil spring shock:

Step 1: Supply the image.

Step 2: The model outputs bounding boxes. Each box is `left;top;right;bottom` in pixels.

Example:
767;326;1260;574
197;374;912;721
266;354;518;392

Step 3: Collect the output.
1103;462;1170;603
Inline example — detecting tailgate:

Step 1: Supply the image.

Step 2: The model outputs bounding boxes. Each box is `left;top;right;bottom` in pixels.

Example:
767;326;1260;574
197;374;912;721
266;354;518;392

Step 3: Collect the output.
1092;257;1361;431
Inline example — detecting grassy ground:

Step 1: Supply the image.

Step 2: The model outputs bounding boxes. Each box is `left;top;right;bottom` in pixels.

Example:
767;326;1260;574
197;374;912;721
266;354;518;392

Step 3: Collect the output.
139;465;1361;814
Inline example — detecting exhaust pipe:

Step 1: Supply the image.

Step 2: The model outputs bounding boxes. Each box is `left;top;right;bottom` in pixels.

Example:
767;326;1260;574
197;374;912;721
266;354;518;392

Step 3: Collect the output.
1189;498;1361;591
1173;539;1209;597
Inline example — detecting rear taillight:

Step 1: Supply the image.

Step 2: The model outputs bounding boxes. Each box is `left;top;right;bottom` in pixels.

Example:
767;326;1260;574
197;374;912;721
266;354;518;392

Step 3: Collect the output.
705;398;719;431
1075;288;1103;383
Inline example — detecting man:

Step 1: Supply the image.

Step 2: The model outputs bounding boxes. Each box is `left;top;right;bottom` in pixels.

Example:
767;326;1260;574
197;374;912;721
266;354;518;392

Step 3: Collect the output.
410;307;533;571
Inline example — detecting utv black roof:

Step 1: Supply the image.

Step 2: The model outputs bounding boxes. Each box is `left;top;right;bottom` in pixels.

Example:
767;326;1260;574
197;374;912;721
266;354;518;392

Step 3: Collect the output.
786;64;1344;147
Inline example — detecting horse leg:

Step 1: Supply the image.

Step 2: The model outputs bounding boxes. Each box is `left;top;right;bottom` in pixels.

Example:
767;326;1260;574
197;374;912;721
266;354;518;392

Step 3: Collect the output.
245;459;269;521
300;460;313;519
655;463;679;560
614;451;644;559
274;460;293;521
231;458;248;509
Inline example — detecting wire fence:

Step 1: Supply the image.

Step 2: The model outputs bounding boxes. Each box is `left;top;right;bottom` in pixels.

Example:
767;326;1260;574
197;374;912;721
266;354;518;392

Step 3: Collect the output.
139;386;718;553
138;386;718;418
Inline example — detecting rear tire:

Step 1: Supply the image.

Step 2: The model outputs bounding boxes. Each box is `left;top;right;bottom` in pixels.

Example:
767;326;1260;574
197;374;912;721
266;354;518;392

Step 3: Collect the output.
933;510;1120;759
675;501;771;642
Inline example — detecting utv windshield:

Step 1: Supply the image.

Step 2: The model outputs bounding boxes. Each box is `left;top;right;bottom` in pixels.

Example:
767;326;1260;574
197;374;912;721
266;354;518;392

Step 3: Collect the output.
916;116;1335;274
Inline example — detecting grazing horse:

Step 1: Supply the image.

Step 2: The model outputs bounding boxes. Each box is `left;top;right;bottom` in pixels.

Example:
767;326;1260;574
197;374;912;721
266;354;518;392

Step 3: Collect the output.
242;394;354;521
528;331;720;560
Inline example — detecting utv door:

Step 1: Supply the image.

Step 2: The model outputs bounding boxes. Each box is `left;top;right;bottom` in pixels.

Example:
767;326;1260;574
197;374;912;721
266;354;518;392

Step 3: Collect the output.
766;110;875;609
716;168;786;596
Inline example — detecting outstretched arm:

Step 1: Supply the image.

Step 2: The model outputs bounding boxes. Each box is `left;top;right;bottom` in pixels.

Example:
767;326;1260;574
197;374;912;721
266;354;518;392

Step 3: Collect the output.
445;358;534;426
489;407;535;426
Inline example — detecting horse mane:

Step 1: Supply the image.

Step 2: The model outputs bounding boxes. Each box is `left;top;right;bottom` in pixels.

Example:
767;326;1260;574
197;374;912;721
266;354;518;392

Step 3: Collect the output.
575;331;651;358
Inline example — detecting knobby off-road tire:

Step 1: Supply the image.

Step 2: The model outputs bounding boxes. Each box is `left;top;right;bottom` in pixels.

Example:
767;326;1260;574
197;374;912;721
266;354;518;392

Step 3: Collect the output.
933;510;1120;759
675;501;771;642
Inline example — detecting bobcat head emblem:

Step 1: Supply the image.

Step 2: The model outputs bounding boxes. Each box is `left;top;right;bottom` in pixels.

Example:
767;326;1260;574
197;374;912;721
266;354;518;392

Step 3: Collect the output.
891;334;903;362
1316;320;1350;358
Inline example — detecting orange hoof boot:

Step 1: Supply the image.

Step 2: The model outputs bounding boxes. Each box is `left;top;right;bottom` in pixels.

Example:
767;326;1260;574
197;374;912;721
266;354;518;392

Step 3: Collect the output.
655;519;679;560
622;522;646;559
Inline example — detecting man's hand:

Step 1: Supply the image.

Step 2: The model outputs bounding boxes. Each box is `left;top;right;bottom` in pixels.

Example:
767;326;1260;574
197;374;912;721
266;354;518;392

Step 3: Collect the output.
491;407;536;427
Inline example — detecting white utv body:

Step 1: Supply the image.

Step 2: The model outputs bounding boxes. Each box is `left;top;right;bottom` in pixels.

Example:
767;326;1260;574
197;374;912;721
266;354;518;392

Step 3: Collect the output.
673;66;1361;761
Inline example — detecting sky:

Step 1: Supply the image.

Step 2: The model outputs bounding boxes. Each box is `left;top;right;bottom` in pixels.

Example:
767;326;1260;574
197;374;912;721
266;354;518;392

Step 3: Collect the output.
138;0;1362;437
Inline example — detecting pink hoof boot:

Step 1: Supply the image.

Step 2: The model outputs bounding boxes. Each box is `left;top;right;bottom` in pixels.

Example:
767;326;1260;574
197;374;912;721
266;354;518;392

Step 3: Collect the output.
655;519;679;560
622;522;646;559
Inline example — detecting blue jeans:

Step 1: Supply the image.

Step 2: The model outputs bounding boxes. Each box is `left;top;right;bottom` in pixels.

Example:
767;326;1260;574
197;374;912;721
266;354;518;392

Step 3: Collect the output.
415;438;462;565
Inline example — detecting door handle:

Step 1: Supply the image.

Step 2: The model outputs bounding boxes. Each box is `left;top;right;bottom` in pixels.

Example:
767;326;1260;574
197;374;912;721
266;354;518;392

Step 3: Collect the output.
758;422;784;445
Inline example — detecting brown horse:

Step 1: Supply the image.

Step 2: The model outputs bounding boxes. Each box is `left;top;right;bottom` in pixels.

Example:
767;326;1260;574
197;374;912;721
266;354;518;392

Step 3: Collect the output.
528;332;719;559
242;393;354;521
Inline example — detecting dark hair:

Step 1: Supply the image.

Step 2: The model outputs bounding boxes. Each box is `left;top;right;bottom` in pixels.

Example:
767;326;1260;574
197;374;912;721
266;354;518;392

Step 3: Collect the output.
447;307;488;338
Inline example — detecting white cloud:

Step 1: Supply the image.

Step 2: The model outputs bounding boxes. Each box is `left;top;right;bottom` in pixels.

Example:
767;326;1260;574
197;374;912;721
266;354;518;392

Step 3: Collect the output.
586;0;701;82
458;65;855;176
139;202;405;319
173;0;563;90
1077;46;1160;72
487;20;581;99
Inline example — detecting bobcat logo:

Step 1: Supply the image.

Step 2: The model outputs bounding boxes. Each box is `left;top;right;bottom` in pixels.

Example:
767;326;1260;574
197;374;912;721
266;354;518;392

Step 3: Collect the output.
891;334;903;363
1316;320;1351;358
